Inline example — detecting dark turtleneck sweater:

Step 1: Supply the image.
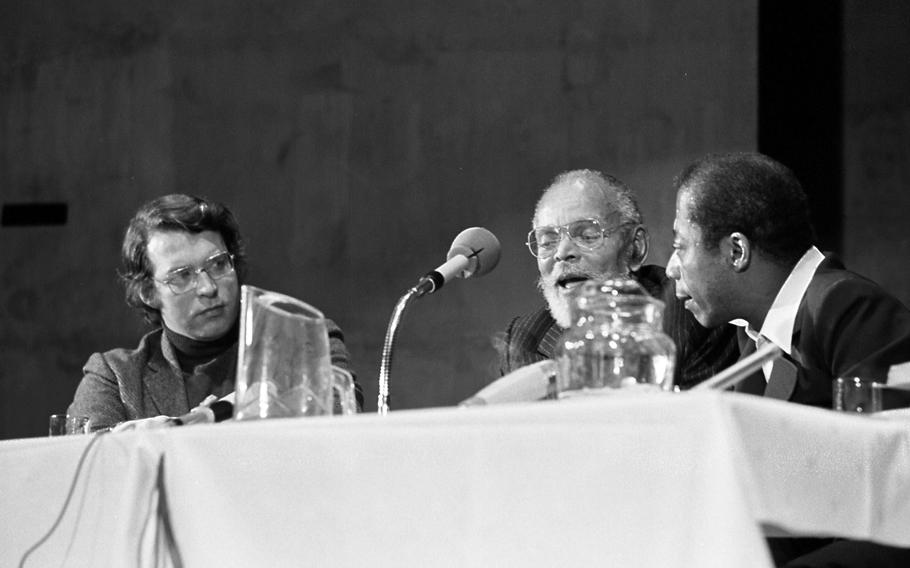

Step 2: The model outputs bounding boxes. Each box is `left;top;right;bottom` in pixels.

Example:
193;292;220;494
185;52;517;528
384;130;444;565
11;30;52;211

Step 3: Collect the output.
164;320;239;404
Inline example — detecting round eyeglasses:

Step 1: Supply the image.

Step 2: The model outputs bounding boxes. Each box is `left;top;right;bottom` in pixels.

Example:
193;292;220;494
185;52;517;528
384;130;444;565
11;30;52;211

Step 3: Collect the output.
154;251;236;294
526;218;630;259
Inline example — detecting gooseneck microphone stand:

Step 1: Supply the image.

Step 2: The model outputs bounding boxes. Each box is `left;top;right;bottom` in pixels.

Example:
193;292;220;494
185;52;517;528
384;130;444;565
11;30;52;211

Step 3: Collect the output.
376;227;500;415
377;289;416;415
378;278;437;415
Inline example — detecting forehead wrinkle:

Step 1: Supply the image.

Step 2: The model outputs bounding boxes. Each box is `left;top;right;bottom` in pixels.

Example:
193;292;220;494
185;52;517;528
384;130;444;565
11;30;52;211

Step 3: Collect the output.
147;230;226;276
164;250;223;275
534;183;616;227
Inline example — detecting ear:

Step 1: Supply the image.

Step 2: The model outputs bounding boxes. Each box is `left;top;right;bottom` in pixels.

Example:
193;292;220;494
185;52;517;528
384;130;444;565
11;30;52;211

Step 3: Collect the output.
725;231;751;272
139;282;161;309
626;225;650;272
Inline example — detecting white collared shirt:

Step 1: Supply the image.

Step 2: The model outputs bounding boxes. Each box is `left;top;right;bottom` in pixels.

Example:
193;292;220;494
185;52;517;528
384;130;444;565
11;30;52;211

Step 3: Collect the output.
731;246;826;381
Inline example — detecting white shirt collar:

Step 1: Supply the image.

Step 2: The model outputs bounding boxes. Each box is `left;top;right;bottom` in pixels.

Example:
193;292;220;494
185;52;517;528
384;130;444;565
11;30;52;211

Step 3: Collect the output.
730;246;825;355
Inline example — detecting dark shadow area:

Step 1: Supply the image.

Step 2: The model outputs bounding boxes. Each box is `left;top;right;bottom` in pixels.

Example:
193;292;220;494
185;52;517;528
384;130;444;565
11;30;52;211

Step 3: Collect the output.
759;0;843;254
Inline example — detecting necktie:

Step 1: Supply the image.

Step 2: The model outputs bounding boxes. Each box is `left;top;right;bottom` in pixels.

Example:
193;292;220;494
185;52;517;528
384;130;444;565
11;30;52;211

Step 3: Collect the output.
755;335;774;380
733;331;799;400
765;352;798;400
754;335;799;400
733;336;767;395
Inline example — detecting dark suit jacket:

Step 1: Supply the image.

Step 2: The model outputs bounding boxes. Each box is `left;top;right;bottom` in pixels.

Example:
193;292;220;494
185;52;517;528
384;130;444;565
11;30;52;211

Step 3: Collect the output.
733;259;910;568
69;320;356;430
499;265;740;389
735;259;910;408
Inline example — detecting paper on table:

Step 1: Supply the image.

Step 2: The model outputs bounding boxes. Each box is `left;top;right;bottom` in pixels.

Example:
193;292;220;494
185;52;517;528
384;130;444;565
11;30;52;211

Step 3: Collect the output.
887;361;910;388
460;359;557;406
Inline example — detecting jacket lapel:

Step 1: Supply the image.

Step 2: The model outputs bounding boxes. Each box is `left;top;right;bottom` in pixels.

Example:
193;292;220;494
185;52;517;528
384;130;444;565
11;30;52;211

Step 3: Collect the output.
539;320;564;360
144;333;190;417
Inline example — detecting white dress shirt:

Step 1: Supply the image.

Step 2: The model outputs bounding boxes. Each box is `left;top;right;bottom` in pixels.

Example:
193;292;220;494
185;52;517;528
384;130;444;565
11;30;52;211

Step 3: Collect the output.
731;246;826;381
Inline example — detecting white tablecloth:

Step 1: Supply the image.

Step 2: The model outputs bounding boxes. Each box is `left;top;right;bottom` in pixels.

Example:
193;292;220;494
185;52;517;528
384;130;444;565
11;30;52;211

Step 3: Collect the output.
725;395;910;544
2;391;909;567
0;431;168;567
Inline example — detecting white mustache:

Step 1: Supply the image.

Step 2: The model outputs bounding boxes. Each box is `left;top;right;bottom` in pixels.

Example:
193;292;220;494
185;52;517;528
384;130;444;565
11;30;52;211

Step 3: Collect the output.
543;268;592;286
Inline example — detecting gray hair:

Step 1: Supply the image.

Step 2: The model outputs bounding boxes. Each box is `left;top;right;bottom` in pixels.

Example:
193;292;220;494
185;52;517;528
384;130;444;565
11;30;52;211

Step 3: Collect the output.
533;169;643;226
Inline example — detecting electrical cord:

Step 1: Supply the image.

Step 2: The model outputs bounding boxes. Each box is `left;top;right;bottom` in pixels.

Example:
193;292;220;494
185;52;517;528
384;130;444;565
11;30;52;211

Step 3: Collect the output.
18;429;108;568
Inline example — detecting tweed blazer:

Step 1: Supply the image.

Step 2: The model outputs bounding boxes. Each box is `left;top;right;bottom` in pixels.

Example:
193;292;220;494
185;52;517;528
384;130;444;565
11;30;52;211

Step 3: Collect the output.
499;265;739;390
69;319;355;431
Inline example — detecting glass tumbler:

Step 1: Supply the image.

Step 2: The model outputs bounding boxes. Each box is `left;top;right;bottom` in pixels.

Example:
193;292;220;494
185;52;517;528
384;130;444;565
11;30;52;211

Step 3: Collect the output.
49;414;90;436
833;377;882;414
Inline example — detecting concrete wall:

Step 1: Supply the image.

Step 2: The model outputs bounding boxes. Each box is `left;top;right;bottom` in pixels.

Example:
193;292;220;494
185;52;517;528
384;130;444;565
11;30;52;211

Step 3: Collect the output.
0;1;757;438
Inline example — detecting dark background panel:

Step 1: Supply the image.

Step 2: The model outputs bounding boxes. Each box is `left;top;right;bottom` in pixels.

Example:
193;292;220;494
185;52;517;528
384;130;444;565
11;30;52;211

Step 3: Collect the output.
759;0;843;253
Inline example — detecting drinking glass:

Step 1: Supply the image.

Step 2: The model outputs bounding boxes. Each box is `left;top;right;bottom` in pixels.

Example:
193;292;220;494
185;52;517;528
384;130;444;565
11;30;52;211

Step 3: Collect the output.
332;366;357;415
48;414;90;436
833;377;882;414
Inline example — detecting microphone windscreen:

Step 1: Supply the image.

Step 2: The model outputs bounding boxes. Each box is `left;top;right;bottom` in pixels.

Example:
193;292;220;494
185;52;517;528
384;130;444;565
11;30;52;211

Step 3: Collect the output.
446;227;501;278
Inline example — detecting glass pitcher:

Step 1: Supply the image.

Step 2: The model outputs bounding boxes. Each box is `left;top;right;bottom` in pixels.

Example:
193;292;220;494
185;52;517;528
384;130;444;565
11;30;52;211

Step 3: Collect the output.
555;277;676;397
234;285;356;420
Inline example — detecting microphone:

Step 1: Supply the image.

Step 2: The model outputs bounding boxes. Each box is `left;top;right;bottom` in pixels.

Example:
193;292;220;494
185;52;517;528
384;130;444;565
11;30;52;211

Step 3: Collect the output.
412;227;501;297
171;400;234;426
377;227;501;414
109;399;235;432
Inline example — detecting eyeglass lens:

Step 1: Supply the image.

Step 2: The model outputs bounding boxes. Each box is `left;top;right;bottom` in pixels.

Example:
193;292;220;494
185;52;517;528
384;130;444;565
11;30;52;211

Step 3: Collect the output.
164;252;234;292
529;219;605;257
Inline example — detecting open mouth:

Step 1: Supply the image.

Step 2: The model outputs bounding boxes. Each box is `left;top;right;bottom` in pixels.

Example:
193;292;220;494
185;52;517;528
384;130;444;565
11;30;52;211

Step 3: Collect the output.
556;275;590;291
675;294;694;310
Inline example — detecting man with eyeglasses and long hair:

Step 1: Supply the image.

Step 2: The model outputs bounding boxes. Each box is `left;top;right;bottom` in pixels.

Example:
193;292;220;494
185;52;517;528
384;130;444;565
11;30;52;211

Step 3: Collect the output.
499;169;738;389
68;194;359;431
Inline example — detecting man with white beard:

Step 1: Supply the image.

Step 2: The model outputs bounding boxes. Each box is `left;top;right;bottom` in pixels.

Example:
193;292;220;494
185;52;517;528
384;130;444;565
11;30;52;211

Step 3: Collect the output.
499;169;737;389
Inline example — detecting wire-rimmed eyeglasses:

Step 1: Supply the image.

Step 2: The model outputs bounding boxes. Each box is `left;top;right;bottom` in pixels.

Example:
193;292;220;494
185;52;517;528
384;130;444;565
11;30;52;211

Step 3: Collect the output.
154;251;236;294
526;218;630;259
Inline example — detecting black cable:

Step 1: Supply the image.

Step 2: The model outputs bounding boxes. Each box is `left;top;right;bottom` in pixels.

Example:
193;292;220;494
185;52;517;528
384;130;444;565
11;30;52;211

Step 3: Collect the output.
152;456;185;568
18;430;108;568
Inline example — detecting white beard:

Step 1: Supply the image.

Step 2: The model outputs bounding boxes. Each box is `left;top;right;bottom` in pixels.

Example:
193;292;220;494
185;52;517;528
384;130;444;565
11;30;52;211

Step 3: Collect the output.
541;283;574;329
538;266;629;330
